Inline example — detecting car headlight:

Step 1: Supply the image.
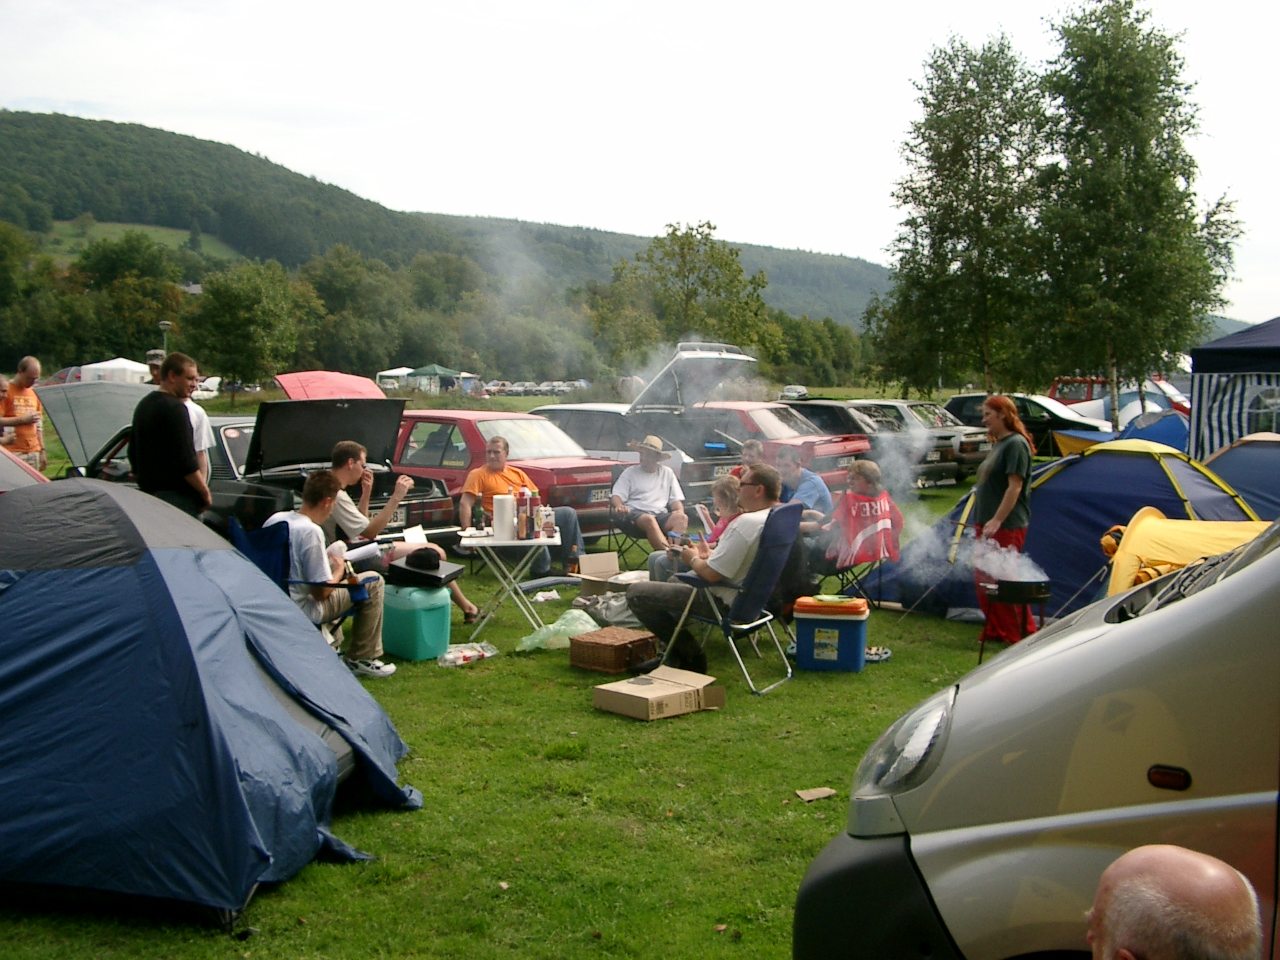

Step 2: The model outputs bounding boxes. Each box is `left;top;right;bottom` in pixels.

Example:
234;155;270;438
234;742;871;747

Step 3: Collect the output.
854;686;955;797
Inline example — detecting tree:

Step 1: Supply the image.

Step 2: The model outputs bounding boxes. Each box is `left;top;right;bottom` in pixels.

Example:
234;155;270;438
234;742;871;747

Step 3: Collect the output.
185;261;320;404
589;223;779;364
1040;0;1238;424
867;35;1047;394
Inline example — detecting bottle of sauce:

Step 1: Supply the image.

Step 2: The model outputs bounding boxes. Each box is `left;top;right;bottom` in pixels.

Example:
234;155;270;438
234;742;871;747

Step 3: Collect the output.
516;486;531;540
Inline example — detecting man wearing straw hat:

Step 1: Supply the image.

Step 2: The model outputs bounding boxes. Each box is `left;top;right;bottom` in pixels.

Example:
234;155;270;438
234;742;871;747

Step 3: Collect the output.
610;434;688;552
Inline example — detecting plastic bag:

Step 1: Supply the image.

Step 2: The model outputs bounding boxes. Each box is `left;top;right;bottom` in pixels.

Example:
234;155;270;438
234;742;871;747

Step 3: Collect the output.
577;591;644;629
516;609;599;651
437;641;499;667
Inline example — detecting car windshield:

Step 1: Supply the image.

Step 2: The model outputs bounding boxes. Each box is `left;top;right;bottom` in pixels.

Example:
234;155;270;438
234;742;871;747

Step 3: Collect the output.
746;405;816;439
477;419;586;459
907;403;962;428
854;404;907;430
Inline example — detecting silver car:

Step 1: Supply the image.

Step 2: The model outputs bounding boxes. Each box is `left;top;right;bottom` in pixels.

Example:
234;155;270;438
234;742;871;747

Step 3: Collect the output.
795;520;1280;959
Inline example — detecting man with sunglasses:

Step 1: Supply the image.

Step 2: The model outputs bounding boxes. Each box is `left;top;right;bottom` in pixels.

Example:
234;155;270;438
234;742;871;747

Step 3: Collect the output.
626;464;782;673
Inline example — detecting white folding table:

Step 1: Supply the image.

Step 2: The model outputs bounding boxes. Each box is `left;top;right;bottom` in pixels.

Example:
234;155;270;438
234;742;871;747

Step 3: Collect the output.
461;529;561;639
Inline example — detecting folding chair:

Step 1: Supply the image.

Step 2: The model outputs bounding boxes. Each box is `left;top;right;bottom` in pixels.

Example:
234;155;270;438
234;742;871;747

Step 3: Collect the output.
661;501;802;695
816;490;902;604
226;517;367;647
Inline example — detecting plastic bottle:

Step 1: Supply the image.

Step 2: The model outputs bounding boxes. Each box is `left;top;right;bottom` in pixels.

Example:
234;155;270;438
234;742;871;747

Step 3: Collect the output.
516;486;531;540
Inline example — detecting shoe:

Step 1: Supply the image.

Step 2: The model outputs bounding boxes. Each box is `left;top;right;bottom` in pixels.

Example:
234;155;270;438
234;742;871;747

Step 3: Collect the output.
344;657;397;678
864;646;892;663
785;640;797;657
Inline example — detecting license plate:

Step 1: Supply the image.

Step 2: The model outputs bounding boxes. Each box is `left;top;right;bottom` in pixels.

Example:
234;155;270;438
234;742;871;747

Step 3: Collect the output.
713;464;733;476
926;451;940;462
978;442;991;451
589;488;609;502
837;456;854;467
390;507;405;527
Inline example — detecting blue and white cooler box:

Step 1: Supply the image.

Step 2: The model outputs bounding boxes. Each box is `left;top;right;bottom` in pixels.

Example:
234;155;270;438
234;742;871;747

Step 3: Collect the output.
792;595;869;672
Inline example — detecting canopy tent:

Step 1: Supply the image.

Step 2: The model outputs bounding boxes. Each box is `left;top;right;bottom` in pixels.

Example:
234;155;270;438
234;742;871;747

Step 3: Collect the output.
861;440;1259;620
376;366;415;380
410;363;460;378
1189;315;1280;459
1105;506;1269;596
1203;432;1280;520
80;357;150;384
0;480;420;913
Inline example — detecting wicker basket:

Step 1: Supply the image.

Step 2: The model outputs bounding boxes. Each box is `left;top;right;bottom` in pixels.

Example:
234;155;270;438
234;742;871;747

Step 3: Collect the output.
570;626;658;674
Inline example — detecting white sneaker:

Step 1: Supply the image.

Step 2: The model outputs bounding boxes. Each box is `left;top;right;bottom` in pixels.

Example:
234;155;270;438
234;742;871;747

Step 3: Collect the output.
344;657;397;678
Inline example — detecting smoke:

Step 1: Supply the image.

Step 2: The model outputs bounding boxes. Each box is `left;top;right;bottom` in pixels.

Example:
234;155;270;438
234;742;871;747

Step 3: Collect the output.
970;537;1048;582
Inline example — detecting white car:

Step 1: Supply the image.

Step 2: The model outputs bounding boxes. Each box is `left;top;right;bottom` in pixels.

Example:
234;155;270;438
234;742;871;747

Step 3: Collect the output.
795;520;1280;959
191;376;220;402
779;384;809;400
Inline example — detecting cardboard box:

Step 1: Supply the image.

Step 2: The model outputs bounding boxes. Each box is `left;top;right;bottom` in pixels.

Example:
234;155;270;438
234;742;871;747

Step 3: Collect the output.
570;626;657;674
575;552;622;596
592;666;726;721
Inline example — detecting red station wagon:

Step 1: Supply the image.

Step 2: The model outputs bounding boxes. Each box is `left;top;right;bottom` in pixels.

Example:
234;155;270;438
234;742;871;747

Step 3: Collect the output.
393;410;622;536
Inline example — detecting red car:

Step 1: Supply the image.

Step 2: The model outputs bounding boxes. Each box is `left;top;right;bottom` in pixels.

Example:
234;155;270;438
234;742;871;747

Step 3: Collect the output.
693;400;869;492
393;410;622;536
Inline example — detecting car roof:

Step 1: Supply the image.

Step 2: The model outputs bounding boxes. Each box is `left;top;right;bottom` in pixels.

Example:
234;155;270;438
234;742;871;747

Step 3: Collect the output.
401;409;545;421
699;400;786;410
532;402;629;413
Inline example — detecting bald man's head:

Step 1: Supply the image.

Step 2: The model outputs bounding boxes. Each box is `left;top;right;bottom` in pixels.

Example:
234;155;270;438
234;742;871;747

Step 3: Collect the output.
1087;845;1261;960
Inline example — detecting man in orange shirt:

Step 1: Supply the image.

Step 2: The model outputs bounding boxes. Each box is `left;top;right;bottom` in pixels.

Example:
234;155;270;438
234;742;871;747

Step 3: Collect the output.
1;357;47;472
459;435;584;575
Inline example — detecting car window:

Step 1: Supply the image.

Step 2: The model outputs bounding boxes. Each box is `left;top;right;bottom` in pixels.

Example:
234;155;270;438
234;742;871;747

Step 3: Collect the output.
796;405;841;434
477;419;586;459
1054;381;1090;402
400;422;456;468
595;414;631;452
219;424;253;476
855;404;906;430
907;403;954;428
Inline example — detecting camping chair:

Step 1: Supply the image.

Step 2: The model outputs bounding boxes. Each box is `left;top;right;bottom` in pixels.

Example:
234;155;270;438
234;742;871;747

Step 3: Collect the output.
226;517;368;648
661;501;802;695
815;491;902;604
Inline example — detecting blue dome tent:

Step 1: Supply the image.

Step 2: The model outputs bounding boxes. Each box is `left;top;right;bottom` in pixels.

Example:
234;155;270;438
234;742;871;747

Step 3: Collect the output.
0;480;421;915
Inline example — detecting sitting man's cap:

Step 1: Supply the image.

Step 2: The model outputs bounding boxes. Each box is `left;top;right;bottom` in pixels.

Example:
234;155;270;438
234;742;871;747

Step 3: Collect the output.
629;435;670;459
146;349;166;365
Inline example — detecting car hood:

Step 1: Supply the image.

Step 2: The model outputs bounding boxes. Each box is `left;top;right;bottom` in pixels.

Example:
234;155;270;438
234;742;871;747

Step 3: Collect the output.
627;344;757;413
245;398;406;473
275;370;386;400
35;381;156;467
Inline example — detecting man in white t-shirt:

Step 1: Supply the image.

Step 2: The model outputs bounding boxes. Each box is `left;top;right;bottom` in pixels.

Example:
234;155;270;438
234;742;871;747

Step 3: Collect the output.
328;440;479;622
610;435;688;551
625;464;781;673
264;469;395;679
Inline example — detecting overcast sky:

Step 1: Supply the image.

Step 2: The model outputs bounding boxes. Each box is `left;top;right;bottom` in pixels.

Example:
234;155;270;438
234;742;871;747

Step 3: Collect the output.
2;0;1276;322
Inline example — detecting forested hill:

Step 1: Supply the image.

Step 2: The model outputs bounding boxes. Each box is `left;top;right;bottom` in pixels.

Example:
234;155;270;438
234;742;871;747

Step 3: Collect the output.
0;111;464;265
417;214;891;327
0;111;890;327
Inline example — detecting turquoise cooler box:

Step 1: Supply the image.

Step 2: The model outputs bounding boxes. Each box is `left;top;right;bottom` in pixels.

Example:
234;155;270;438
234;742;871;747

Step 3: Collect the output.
793;599;869;672
382;585;451;660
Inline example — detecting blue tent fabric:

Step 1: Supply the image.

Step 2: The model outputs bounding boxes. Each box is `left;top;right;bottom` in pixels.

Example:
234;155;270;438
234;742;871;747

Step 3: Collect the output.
862;441;1258;619
1205;435;1280;520
1118;409;1189;450
1189;316;1280;459
0;480;420;912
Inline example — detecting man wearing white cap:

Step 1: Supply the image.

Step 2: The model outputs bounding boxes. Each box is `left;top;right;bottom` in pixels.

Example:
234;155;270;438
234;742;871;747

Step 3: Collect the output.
610;434;688;551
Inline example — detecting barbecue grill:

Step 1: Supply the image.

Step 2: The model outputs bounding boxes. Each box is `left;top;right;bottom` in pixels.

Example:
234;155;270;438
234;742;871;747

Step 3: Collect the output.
978;579;1050;662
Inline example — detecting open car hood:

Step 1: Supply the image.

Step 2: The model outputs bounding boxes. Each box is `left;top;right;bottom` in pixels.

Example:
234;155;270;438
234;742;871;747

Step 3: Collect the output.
245;398;406;474
35;381;156;467
627;343;758;414
274;370;386;400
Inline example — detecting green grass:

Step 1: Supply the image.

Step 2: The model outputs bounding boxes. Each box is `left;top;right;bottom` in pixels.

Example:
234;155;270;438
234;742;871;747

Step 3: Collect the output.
14;423;981;958
44;220;243;263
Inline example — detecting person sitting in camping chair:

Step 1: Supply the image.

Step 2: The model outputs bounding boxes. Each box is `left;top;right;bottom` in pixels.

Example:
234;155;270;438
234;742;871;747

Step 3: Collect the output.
264;470;396;679
813;460;903;593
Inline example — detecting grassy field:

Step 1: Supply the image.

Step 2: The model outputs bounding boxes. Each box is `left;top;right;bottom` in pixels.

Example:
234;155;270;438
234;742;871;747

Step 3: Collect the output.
44;220;243;264
14;415;982;959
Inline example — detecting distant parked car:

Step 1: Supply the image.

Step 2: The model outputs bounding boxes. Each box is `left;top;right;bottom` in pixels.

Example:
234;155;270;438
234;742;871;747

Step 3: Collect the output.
191;376;220;402
392;410;622;537
507;381;537;397
945;392;1111;456
542;344;869;499
784;398;956;489
779;384;809;400
851;399;989;481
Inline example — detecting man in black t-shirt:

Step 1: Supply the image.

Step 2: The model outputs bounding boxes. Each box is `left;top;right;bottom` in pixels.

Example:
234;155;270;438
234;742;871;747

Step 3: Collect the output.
130;352;212;516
